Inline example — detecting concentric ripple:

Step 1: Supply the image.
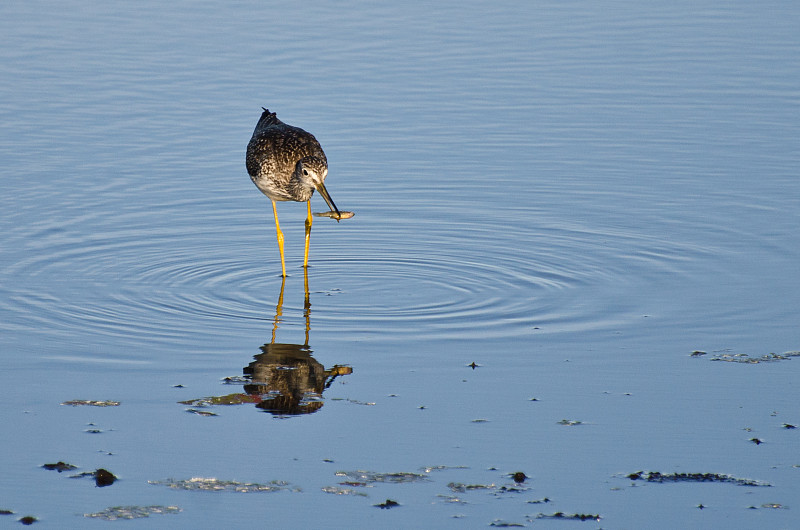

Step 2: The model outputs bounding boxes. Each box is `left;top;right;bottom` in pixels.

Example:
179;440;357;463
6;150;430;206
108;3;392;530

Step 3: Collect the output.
0;194;715;348
294;218;693;339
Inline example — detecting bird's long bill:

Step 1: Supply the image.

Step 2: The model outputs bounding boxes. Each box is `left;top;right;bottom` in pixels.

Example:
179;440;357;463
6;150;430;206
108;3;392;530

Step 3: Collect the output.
315;181;341;216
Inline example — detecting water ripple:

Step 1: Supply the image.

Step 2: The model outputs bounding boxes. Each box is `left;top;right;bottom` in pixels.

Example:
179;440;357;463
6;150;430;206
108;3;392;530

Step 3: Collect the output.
0;202;708;344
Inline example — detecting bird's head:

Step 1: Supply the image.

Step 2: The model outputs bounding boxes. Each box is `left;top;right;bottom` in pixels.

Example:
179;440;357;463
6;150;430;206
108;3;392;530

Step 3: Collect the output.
296;156;340;215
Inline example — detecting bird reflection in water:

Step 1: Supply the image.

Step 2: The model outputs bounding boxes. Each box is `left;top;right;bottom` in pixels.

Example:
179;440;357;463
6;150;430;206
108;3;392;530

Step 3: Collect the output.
244;271;352;415
180;270;351;416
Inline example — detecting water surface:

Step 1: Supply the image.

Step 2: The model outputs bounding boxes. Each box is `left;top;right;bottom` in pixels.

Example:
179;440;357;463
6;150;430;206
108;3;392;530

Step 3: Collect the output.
2;1;799;527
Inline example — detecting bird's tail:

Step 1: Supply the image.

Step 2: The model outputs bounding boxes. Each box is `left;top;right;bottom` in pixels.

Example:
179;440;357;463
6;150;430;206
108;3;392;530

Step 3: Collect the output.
253;108;283;134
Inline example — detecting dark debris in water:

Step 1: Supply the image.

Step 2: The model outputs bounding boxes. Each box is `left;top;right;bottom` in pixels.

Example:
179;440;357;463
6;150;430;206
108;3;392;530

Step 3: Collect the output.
557;419;583;426
95;468;116;487
0;509;14;515
42;461;77;473
527;497;551;504
447;470;532;495
497;485;529;494
626;471;770;487
750;437;764;445
531;511;601;521
338;481;367;487
18;515;38;525
70;468;117;487
185;408;219;416
84;505;182;520
374;499;400;509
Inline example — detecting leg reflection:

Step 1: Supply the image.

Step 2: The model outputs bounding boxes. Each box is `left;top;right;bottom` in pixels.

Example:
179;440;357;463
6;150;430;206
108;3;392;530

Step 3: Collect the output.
242;273;351;415
179;275;352;415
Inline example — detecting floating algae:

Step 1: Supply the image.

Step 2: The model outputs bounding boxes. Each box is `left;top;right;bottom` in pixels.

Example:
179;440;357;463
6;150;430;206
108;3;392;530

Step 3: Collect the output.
708;351;800;364
85;505;181;520
149;477;299;493
531;512;601;522
334;470;429;484
626;471;770;487
61;400;120;407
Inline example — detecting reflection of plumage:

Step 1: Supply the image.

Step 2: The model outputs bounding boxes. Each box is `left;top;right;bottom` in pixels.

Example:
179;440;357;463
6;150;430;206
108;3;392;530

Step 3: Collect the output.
243;343;350;415
179;275;352;415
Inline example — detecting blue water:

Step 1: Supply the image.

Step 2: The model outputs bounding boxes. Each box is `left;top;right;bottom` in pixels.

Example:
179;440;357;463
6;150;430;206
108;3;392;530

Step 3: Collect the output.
2;1;799;527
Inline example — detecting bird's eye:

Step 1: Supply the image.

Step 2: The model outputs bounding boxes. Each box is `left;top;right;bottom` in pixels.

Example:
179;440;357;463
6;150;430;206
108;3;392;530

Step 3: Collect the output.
303;169;308;176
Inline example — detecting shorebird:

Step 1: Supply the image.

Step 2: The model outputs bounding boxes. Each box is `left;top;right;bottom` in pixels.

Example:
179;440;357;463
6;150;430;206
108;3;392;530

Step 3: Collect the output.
246;108;347;276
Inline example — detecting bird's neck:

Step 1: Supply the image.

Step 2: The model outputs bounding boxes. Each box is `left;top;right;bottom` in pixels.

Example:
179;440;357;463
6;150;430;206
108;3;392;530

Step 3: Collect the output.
289;170;314;202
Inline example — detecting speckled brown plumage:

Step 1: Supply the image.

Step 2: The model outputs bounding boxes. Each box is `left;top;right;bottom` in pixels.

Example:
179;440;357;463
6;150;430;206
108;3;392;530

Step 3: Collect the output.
246;108;328;203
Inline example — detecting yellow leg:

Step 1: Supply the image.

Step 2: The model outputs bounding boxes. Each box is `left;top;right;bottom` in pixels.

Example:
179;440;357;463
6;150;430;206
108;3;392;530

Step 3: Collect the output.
303;200;313;269
271;200;286;277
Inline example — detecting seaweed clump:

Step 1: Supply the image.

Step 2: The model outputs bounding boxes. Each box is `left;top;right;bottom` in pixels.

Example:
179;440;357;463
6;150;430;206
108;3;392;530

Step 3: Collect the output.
42;461;77;472
532;512;601;521
626;471;769;487
710;351;800;364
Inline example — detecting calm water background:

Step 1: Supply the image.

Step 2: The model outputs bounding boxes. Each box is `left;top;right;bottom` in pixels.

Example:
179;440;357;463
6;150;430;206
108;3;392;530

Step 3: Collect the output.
2;1;799;527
